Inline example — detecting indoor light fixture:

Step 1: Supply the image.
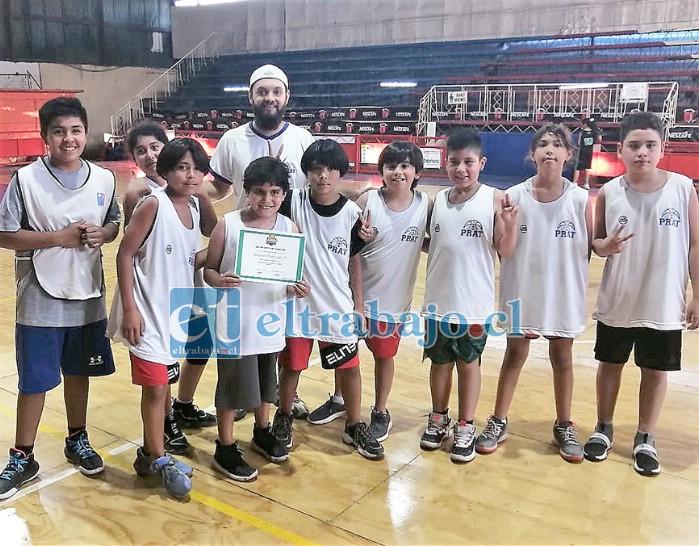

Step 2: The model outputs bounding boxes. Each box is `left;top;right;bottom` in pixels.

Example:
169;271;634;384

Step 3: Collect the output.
558;83;610;90
224;85;249;92
379;81;418;88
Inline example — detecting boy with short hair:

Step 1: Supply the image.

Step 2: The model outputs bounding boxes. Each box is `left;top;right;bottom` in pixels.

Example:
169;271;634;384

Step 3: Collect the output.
273;139;384;460
204;156;309;481
0;97;120;500
420;129;518;463
122;121;218;455
109;138;214;498
583;112;699;475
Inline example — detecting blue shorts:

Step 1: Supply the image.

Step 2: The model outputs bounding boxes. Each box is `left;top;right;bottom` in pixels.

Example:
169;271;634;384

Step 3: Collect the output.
16;319;116;394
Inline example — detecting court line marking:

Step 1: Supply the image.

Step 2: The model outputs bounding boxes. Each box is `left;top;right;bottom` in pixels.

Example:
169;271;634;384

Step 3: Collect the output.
191;490;321;546
0;393;323;545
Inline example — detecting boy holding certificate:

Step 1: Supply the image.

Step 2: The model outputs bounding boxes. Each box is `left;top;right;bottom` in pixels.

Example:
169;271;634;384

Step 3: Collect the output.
273;139;384;461
204;157;310;481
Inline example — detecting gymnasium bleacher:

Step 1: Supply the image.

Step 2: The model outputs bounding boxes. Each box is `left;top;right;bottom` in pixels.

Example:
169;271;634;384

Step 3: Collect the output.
148;29;699;138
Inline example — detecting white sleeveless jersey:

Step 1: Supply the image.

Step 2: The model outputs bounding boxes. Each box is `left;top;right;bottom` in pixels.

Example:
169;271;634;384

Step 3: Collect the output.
499;178;589;337
422;185;497;323
594;172;692;329
287;189;360;343
209;122;315;209
144;176;165;192
218;211;293;355
360;189;428;322
18;157;115;300
108;191;201;364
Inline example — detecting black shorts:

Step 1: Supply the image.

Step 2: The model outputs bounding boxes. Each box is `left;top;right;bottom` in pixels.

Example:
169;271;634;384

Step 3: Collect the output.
576;151;593;170
594;321;681;371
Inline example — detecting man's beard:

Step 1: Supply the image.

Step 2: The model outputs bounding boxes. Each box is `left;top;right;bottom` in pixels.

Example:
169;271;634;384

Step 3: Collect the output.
253;103;286;130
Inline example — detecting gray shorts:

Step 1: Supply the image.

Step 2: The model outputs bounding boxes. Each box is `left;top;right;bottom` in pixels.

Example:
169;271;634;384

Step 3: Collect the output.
215;353;278;410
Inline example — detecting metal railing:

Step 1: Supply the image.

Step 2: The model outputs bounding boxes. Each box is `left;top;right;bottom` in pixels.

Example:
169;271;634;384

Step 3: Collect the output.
0;71;41;90
416;81;680;139
110;32;222;139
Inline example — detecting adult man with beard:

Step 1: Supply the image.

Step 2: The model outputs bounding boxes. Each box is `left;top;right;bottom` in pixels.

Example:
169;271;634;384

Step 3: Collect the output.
209;65;315;207
204;65;316;421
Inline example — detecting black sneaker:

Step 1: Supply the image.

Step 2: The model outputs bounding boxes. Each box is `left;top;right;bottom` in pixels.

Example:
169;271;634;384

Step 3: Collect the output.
64;430;104;475
633;433;661;476
271;409;293;449
450;422;476;463
164;412;190;455
291;394;310;420
584;430;613;462
343;422;384;460
172;399;217;428
368;407;393;442
212;441;258;482
308;394;346;425
234;409;247;421
250;425;289;464
419;412;452;450
0;448;40;500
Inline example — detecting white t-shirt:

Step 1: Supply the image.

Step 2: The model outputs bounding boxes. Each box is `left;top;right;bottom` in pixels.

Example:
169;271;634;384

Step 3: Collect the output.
107;191;201;364
594;172;693;330
499;178;589;337
217;210;293;355
360;188;428;322
285;189;360;343
209;122;315;209
422;185;497;324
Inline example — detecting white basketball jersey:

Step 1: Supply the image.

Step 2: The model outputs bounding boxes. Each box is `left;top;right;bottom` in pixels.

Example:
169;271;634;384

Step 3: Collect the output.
422;185;497;323
19;157;116;300
108;191;201;364
594;172;692;329
287;189;359;343
499;178;589;337
209;122;315;209
218;211;293;355
360;189;428;322
144;176;165;192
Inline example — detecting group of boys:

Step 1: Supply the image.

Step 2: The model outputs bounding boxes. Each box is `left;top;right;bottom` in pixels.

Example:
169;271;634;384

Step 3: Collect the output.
0;62;696;501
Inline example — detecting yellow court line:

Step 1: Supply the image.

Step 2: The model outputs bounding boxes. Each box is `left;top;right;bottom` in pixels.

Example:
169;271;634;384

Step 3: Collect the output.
191;490;321;546
0;404;64;437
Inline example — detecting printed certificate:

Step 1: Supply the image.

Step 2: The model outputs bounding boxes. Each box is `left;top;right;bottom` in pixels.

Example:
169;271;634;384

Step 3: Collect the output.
235;228;305;284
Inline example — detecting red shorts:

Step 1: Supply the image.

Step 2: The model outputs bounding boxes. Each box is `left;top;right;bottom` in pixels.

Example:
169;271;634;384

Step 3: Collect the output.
130;353;180;387
279;337;360;372
365;319;403;358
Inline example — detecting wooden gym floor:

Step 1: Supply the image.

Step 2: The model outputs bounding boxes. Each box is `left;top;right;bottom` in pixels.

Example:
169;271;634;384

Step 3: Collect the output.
0;164;697;545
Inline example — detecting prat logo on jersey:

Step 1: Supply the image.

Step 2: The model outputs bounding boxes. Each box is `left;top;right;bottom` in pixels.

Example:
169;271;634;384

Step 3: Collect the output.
165;244;173;255
283;160;296;174
659;208;681;227
401;226;420;242
618;216;628;225
327;237;348;255
555;220;576;238
461;220;484;238
519;224;527;234
434;223;441;233
188;249;196;266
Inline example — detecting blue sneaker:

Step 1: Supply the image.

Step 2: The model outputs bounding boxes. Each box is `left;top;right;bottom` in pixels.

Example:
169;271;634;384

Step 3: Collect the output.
134;447;193;477
153;455;192;498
